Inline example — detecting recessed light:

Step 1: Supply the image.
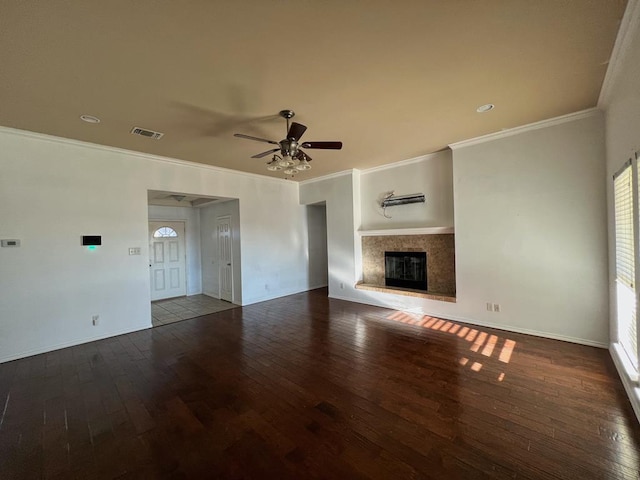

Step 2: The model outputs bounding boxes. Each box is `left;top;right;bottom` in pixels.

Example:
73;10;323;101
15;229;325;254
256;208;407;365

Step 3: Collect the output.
476;104;495;113
80;114;101;124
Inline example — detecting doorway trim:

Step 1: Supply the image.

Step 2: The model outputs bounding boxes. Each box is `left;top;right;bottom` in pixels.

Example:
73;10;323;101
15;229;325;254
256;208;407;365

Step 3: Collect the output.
217;215;234;302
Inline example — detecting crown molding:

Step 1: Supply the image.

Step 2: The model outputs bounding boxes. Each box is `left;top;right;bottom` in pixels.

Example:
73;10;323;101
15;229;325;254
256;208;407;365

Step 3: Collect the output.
0;125;295;186
301;149;452;185
598;0;640;107
299;169;357;185
360;149;451;175
448;108;601;150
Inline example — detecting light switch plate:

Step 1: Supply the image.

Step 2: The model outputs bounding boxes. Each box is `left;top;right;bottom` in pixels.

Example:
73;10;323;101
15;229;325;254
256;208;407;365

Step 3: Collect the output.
129;247;141;255
1;239;20;247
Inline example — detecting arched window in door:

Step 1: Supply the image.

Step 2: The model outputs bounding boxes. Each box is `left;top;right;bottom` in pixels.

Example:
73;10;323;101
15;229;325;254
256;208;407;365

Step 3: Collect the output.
153;226;178;238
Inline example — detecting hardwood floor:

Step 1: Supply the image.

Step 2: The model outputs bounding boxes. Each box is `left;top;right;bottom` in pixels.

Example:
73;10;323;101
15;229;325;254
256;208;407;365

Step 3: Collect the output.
1;288;638;479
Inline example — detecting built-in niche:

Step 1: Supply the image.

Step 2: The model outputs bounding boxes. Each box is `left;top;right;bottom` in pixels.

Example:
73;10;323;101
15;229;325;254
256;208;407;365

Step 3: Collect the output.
357;150;456;301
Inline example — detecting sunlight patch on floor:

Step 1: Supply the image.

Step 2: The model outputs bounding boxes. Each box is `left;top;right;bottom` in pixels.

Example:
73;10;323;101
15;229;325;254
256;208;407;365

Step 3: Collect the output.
385;310;516;382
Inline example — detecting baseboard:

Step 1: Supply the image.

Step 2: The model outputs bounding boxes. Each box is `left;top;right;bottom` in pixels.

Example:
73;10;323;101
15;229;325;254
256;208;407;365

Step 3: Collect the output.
441;313;608;348
242;285;320;306
327;293;608;349
1;290;608;364
0;324;151;364
609;343;640;424
328;293;360;303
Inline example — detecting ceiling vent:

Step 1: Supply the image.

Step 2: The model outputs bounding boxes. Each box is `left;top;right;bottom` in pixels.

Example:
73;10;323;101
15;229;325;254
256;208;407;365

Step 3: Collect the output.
130;127;164;140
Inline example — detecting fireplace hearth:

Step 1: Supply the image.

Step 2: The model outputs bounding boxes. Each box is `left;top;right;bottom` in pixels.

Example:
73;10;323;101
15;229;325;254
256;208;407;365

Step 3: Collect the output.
385;251;427;291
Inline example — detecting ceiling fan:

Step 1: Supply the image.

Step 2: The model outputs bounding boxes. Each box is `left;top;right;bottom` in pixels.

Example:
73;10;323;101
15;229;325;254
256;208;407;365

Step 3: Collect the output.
233;110;342;174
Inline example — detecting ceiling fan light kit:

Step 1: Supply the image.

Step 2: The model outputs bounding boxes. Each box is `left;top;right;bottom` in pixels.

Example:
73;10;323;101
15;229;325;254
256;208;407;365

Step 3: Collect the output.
296;159;311;171
278;156;296;167
234;109;343;177
266;157;283;171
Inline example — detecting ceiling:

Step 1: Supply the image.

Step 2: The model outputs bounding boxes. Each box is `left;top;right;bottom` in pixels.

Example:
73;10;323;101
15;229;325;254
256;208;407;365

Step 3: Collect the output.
0;1;627;181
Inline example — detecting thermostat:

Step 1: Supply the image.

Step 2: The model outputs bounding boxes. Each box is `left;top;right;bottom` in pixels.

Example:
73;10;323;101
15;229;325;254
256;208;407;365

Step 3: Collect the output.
82;235;102;246
1;239;20;247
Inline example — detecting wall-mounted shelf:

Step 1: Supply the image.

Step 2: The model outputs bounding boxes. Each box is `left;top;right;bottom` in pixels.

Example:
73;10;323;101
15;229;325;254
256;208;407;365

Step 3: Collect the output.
358;226;454;236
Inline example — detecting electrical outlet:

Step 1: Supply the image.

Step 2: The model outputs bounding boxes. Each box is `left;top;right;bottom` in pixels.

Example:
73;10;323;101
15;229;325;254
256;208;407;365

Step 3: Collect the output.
92;315;100;326
486;302;493;311
493;304;501;313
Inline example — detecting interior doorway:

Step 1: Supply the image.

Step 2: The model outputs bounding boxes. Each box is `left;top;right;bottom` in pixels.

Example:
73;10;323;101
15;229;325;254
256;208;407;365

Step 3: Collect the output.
147;190;241;327
306;203;328;290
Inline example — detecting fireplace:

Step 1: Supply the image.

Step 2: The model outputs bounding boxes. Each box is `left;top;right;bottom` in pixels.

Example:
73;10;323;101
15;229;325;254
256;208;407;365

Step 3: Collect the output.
385;251;427;291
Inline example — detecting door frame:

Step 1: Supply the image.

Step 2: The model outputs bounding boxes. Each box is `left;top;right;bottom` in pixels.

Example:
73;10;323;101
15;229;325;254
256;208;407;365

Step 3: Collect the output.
217;215;233;302
148;219;188;300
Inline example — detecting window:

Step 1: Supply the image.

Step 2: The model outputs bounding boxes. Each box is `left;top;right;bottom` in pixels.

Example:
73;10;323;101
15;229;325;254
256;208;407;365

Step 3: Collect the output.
153;226;178;238
614;159;638;371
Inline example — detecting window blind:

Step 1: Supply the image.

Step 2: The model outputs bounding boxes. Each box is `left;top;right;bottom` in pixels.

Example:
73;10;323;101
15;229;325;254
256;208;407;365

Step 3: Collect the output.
614;161;638;369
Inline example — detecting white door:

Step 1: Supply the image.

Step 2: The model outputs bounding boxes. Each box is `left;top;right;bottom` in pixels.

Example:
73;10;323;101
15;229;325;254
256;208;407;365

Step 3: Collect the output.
217;216;233;302
149;221;187;301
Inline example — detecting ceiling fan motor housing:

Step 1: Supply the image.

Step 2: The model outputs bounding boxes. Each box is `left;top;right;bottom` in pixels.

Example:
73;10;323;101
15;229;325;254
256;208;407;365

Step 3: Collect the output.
280;139;299;158
279;110;295;119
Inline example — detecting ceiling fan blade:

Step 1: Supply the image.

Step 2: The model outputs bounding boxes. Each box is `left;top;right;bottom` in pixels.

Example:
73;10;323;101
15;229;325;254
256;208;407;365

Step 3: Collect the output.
251;148;280;159
234;133;279;145
300;141;343;150
287;122;307;141
295;150;312;162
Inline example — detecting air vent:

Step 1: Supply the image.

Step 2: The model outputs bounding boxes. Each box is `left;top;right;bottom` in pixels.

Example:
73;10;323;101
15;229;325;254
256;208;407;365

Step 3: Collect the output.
130;127;164;140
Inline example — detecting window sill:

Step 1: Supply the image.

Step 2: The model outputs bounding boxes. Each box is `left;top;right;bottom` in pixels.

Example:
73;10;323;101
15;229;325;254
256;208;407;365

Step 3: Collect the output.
612;342;639;383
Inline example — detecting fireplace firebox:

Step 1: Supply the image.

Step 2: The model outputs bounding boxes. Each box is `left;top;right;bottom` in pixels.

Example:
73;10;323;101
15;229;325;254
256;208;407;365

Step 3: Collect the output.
384;251;427;291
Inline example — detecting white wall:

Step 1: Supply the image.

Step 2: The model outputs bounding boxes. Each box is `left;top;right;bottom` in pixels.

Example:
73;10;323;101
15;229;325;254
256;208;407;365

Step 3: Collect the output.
199;200;241;302
300;172;361;297
601;0;640;421
360;150;454;230
452;112;608;345
0;127;310;362
148;205;202;295
304;113;609;347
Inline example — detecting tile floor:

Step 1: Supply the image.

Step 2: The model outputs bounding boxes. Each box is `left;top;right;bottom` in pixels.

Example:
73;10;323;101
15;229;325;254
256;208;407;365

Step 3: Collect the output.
151;294;238;327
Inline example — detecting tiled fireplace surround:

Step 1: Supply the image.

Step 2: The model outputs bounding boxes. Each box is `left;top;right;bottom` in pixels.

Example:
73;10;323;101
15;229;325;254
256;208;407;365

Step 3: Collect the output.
358;234;456;302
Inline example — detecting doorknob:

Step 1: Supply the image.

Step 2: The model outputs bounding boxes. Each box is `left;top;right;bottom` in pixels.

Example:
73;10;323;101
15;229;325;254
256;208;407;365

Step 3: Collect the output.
227;263;231;266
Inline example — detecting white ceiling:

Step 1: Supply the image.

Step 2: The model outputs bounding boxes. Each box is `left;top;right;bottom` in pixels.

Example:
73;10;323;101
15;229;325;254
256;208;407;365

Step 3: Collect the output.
0;1;627;180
